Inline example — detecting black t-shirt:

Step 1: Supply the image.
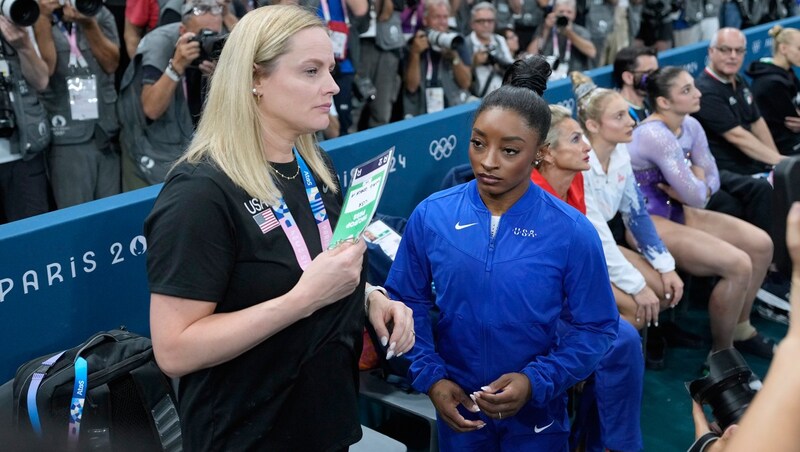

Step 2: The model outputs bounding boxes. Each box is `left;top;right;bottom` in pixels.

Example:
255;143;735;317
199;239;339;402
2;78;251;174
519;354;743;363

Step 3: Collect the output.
693;69;771;175
144;155;365;451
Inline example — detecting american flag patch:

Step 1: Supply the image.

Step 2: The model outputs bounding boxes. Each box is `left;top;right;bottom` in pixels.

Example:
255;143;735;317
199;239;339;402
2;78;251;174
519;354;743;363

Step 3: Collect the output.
253;209;279;234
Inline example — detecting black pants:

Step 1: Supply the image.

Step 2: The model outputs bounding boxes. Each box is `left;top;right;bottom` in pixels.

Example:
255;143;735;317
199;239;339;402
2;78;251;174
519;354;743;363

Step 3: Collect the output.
0;153;49;224
706;169;773;235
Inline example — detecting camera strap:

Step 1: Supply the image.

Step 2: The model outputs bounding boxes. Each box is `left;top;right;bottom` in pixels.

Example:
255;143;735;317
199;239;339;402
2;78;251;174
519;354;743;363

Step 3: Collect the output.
270;148;332;270
551;27;571;66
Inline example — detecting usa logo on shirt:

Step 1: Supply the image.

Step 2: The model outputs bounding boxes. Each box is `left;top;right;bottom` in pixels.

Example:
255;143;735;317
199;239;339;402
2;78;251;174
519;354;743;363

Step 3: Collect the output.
253;209;279;234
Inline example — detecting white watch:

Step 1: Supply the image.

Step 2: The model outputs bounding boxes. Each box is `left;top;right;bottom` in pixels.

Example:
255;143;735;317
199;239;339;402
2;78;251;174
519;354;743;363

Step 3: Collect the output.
165;59;182;82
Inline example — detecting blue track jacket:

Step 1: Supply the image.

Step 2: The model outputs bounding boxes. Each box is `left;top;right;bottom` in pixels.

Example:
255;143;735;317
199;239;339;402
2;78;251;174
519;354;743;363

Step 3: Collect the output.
386;181;618;426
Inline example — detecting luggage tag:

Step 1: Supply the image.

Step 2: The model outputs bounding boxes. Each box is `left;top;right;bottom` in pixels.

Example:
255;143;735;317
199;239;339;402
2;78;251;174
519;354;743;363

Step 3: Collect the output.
328;21;349;61
549;60;568;81
60;21;98;121
425;86;444;113
67;71;98;121
320;0;350;61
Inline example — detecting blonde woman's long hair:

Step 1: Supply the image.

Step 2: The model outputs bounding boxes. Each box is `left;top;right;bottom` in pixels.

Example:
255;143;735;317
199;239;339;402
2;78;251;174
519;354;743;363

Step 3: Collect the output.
180;5;338;206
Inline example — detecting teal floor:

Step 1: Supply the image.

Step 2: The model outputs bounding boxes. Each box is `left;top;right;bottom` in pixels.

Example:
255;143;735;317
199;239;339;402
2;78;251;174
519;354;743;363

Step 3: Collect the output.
641;306;786;451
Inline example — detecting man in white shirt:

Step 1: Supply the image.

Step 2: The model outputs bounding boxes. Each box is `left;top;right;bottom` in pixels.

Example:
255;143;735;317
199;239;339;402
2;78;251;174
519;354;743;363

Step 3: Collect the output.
466;2;513;98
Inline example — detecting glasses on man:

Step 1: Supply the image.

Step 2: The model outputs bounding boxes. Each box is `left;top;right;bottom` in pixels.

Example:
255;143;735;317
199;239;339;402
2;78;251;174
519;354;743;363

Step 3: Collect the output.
713;46;747;56
473;18;495;25
186;3;224;16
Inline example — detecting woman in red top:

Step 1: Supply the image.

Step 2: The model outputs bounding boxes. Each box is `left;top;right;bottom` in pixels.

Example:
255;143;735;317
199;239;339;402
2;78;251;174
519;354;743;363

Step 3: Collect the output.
530;104;589;214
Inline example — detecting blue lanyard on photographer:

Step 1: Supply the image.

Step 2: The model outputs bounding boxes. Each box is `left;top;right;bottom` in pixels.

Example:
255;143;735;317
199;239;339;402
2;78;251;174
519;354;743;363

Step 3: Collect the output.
67;356;88;449
271;149;332;270
58;20;99;121
320;0;350;61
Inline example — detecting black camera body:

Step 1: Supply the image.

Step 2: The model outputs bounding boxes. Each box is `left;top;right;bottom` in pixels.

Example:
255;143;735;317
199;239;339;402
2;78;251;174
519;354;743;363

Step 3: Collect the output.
555;15;569;27
189;29;228;68
485;44;514;70
0;73;16;138
686;348;758;430
57;0;103;17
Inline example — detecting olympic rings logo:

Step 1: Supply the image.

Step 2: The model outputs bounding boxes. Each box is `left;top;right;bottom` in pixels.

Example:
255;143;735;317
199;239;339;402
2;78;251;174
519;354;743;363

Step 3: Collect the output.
429;135;457;161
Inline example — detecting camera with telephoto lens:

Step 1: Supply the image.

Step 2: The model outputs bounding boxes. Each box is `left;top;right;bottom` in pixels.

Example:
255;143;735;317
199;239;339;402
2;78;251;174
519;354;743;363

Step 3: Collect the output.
57;0;103;17
0;74;16;138
686;348;758;430
485;44;514;70
555;15;568;27
189;29;228;68
0;0;39;26
427;29;464;50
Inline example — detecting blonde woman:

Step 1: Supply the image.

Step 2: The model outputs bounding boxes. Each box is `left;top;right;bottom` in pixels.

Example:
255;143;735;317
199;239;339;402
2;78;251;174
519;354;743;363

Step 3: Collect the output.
746;25;800;156
571;71;683;333
144;6;414;449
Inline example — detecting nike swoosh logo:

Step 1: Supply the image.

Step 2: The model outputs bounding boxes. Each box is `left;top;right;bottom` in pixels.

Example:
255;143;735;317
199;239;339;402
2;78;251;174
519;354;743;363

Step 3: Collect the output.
454;222;477;230
534;420;554;433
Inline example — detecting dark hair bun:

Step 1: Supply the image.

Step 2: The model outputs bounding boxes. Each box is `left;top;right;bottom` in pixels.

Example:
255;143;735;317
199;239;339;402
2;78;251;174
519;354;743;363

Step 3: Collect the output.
502;55;551;97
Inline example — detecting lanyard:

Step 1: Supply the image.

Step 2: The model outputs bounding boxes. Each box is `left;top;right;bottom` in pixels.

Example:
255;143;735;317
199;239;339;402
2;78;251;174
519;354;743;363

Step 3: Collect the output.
426;52;434;81
27;351;67;437
57;21;89;69
320;0;350;25
628;106;640;125
551;27;571;65
67;357;88;448
271;149;333;270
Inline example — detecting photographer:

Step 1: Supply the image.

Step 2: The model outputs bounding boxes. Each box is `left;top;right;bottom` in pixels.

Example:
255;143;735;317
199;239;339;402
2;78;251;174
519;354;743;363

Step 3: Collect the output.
402;0;471;117
117;0;223;189
0;17;51;224
689;202;800;452
466;2;513;98
530;0;595;80
35;0;121;209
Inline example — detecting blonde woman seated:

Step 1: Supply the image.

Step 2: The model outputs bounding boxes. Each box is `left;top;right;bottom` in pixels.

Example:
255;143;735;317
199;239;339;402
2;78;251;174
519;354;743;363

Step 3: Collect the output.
627;66;775;359
570;71;684;333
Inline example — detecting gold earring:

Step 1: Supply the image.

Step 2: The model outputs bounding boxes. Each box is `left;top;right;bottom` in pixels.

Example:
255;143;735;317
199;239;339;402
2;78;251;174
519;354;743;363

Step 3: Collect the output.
252;88;261;98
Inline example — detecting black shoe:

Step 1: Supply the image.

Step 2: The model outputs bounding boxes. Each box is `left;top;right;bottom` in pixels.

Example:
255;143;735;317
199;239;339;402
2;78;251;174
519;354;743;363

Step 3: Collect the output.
658;321;705;349
646;336;667;370
734;332;777;359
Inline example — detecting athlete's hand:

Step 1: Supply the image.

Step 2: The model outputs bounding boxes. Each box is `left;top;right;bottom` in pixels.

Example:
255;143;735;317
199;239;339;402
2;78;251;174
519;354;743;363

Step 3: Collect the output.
428;379;484;432
472;372;532;420
633;285;660;327
660;270;684;309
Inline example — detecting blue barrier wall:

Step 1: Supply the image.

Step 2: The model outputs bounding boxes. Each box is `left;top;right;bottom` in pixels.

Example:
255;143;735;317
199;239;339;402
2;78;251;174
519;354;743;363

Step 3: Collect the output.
1;18;798;381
